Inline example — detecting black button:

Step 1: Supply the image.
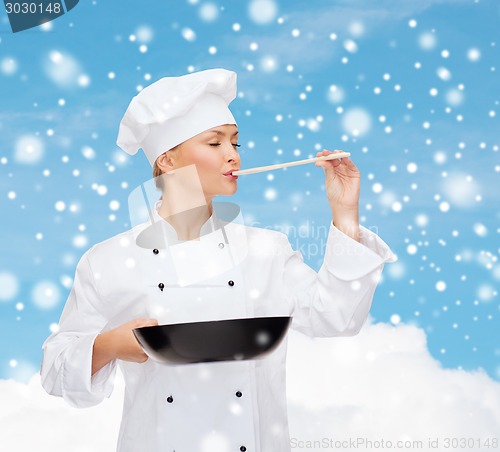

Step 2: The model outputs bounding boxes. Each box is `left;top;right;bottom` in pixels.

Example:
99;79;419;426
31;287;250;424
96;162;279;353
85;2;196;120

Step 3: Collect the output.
153;248;159;255
240;447;246;452
158;283;165;291
166;395;173;403
235;391;242;398
228;280;235;287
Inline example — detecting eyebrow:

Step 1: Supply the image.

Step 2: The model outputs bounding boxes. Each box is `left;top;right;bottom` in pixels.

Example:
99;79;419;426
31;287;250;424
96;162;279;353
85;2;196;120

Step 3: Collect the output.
206;129;239;138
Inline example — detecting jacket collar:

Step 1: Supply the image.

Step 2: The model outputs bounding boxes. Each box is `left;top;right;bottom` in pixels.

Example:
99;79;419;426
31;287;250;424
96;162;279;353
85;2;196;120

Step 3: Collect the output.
151;200;216;244
135;200;242;249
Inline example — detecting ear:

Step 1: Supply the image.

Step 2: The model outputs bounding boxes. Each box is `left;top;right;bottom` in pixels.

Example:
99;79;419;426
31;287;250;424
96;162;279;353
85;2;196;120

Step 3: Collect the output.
155;151;176;173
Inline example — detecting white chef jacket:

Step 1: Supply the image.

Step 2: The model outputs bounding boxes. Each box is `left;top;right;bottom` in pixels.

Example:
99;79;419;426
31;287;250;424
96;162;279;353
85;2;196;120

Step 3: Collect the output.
40;202;397;452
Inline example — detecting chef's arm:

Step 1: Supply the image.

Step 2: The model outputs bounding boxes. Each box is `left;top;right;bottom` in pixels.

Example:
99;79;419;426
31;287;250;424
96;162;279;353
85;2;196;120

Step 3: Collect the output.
92;331;116;376
331;205;360;243
40;251;118;408
283;223;397;338
92;317;158;376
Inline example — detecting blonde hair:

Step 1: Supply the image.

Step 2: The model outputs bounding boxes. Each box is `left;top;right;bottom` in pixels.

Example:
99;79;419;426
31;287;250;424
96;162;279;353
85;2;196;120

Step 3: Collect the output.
153;145;180;190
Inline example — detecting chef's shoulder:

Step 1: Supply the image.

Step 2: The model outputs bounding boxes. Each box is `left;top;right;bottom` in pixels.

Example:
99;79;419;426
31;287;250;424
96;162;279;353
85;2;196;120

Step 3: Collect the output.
241;223;293;258
79;224;147;271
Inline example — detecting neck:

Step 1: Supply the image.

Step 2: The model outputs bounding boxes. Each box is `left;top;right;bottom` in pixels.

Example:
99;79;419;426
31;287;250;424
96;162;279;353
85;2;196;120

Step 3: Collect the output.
156;168;215;241
158;201;213;241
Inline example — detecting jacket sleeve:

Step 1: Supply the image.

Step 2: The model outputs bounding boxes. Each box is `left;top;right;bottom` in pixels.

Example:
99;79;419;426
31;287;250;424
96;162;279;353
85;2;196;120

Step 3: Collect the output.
40;249;118;408
283;223;397;337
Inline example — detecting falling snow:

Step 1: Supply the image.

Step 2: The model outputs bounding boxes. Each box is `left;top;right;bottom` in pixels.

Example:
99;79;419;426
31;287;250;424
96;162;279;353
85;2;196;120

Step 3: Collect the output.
14;136;44;164
199;2;218;22
32;281;61;309
0;0;498;401
248;0;278;25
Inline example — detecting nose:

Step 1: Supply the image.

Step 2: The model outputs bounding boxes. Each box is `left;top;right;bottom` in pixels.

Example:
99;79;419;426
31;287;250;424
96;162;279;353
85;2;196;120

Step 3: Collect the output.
226;146;240;164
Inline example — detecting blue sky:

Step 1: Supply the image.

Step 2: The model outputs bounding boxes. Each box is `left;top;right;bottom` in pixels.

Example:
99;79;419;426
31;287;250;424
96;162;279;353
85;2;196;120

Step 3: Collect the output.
0;0;498;383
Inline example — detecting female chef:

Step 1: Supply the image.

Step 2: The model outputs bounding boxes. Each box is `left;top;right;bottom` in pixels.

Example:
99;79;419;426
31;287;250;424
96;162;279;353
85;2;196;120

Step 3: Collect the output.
41;68;397;452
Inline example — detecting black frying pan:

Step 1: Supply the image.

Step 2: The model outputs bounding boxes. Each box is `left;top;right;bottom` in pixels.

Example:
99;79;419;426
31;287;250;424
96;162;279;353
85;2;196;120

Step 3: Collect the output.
133;316;291;364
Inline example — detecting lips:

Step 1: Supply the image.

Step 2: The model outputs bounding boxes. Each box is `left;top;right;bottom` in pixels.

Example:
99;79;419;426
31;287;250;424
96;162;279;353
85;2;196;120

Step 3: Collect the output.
223;169;239;176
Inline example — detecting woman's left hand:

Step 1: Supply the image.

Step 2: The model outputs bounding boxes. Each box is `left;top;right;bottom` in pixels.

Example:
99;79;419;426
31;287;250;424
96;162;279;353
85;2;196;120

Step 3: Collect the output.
315;149;361;242
315;149;361;213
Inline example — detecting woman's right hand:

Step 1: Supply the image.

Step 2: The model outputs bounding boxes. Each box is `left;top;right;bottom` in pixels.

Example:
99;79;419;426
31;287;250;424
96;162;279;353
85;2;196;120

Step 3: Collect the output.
108;317;159;363
92;318;158;375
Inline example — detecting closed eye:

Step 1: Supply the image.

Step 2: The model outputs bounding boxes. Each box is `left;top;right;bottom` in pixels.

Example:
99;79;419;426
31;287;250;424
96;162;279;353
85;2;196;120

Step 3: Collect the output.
209;143;241;148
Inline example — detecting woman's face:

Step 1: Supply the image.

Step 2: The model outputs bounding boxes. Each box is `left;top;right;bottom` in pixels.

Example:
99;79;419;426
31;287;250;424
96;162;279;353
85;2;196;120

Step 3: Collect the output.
164;124;241;199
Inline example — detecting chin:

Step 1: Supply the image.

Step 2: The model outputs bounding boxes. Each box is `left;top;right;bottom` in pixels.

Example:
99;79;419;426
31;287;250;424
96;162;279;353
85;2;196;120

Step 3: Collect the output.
221;189;237;197
218;186;238;197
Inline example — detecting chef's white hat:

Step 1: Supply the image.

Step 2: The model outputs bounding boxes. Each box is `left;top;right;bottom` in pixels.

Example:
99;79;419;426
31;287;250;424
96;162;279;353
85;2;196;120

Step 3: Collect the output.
116;68;237;166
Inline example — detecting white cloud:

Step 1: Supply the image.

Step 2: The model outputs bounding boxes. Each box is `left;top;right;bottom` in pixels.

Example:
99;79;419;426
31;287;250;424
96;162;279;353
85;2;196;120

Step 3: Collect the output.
1;321;498;451
287;321;500;447
0;373;123;451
